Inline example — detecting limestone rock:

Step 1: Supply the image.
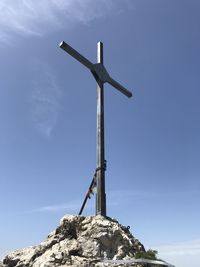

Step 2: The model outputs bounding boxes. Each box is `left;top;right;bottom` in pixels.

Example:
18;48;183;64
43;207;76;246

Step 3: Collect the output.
2;215;145;267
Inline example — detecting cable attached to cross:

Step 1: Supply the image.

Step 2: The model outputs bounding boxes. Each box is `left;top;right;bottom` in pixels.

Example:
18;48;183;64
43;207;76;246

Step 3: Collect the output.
78;160;107;216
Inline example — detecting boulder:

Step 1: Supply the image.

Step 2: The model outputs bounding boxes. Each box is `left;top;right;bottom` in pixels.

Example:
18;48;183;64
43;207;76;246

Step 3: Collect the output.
2;215;145;267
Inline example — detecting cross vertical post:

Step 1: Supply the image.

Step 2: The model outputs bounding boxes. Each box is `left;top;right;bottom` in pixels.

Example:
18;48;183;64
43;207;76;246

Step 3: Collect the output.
96;42;106;216
59;40;132;217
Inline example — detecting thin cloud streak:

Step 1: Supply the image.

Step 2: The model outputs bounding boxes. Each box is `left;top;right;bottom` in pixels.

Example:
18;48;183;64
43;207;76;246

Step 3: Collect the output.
155;240;200;256
107;189;167;203
30;60;62;137
148;240;200;267
29;199;95;214
0;0;133;43
108;188;200;200
31;201;81;213
1;200;85;216
26;192;121;214
30;189;200;213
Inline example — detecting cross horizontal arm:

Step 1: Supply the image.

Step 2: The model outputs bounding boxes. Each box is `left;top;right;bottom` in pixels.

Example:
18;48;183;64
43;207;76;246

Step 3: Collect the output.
59;41;94;70
107;77;132;98
59;41;132;98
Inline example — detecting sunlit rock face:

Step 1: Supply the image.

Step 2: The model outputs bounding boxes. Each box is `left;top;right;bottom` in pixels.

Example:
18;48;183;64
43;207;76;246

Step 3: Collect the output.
2;215;145;267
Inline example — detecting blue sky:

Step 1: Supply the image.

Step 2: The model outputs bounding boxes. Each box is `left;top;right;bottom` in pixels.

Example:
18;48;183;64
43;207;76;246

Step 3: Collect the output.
0;1;200;266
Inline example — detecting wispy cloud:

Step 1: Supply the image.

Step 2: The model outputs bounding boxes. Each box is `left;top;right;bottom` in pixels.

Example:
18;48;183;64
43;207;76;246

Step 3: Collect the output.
27;198;95;214
1;199;88;216
29;191;134;214
108;187;200;201
155;240;200;256
31;201;81;213
0;0;133;43
106;189;165;206
108;189;158;199
148;240;200;267
30;60;62;137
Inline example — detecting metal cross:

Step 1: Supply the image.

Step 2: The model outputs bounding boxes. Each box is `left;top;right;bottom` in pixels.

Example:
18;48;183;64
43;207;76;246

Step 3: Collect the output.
59;41;132;217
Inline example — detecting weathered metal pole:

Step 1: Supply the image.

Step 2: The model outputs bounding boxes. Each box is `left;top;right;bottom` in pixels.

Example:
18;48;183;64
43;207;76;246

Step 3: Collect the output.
59;40;132;216
96;42;106;216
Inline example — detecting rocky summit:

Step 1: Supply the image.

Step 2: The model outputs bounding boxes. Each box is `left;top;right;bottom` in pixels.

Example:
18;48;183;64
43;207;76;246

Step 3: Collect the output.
2;215;145;267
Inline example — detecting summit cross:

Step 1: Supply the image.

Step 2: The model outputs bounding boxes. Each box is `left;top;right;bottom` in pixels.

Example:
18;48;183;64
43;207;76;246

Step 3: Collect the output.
59;41;132;217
